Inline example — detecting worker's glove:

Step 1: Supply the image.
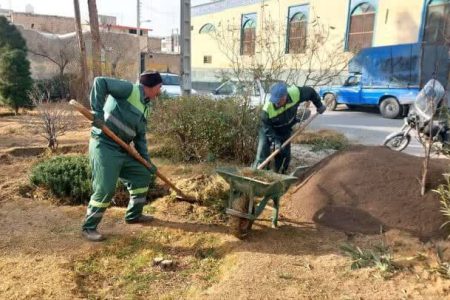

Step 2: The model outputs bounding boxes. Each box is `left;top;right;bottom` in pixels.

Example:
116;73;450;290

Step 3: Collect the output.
317;105;326;114
274;140;282;151
92;116;105;128
148;161;158;174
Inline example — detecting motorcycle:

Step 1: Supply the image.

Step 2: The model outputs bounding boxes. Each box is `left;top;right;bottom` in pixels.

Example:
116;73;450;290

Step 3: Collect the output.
383;79;448;153
383;113;450;152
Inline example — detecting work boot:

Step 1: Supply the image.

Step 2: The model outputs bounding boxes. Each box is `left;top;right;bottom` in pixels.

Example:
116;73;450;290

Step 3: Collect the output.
82;229;105;242
125;214;154;224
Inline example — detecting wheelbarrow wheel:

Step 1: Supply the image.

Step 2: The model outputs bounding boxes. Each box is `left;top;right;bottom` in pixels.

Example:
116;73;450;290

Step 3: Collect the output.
229;195;254;239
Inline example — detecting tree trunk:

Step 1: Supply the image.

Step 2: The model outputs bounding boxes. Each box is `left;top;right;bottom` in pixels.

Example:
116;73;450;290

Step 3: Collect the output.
59;68;65;99
87;0;102;77
73;0;90;107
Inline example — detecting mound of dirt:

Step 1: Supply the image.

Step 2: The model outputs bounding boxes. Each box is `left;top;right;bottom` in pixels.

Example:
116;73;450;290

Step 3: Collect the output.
284;145;449;240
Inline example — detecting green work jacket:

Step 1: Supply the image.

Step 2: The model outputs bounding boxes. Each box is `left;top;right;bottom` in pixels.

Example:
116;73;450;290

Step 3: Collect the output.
90;77;151;161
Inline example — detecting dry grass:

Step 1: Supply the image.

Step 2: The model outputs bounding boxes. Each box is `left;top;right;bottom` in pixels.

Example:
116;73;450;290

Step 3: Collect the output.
293;129;349;151
72;230;224;299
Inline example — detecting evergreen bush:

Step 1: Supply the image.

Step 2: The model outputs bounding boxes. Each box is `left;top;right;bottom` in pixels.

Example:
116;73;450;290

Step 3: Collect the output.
30;155;156;205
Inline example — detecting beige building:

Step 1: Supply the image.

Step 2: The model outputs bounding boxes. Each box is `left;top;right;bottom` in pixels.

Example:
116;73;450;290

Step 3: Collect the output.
191;0;449;86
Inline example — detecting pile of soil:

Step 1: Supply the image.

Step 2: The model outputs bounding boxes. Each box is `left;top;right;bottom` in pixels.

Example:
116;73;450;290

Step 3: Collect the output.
284;145;449;240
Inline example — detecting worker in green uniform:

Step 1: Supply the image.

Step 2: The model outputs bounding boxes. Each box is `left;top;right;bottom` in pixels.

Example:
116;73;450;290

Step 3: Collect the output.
82;72;162;242
253;82;326;174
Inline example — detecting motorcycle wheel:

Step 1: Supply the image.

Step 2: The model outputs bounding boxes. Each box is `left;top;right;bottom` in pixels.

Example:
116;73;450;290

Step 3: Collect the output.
383;133;411;152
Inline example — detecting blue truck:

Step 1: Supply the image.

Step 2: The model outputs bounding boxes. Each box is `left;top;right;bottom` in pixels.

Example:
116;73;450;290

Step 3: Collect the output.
319;43;449;118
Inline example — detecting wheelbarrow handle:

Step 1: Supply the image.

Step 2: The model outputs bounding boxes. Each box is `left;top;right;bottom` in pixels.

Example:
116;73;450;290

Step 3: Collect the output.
69;100;189;199
257;113;320;170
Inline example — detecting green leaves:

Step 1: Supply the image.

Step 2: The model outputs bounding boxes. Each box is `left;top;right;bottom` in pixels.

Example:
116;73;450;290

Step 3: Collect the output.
340;242;397;274
0;49;32;111
30;155;92;204
151;96;260;163
0;16;27;51
0;16;32;112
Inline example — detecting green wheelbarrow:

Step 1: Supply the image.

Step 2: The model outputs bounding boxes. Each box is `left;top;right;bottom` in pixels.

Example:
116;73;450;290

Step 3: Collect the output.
216;166;303;238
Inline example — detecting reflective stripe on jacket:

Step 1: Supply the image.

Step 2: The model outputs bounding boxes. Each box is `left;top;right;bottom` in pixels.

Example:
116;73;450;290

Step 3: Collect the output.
90;77;151;161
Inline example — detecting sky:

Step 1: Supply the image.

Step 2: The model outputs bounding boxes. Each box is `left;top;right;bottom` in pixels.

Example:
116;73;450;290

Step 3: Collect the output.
0;0;210;36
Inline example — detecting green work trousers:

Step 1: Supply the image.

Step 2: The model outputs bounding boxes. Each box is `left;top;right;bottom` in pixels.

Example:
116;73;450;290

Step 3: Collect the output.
82;138;153;230
253;129;291;174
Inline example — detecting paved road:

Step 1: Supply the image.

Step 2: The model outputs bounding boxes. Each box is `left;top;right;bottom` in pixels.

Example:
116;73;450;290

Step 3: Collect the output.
308;105;425;156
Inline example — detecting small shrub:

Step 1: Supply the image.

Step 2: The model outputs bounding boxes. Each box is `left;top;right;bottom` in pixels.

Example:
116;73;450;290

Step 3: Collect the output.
30;155;156;205
30;155;91;204
435;174;450;233
434;246;450;279
340;242;397;275
150;96;260;164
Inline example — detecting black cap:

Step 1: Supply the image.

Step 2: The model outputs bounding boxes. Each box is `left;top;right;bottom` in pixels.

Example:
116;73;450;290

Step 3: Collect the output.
139;71;163;87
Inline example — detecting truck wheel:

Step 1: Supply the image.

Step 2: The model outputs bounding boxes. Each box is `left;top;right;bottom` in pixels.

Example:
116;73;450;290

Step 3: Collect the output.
379;97;401;119
324;94;337;111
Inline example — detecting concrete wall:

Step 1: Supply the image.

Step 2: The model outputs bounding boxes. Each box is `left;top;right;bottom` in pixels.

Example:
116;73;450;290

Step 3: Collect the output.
12;12;75;34
18;25;177;82
374;1;424;46
146;52;180;74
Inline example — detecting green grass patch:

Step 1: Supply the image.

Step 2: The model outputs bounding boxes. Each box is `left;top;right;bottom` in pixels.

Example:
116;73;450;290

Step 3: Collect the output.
340;242;398;277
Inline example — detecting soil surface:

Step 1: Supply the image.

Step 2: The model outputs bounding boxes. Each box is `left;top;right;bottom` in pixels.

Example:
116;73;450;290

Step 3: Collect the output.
2;108;450;299
285;145;448;240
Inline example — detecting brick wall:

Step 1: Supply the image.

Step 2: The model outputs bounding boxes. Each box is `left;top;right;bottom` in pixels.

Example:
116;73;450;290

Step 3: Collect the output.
12;12;75;34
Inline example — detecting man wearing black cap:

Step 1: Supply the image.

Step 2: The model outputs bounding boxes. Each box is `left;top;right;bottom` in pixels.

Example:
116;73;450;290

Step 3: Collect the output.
81;72;162;242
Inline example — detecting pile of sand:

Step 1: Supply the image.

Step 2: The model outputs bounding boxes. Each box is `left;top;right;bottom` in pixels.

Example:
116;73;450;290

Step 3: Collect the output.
284;146;449;240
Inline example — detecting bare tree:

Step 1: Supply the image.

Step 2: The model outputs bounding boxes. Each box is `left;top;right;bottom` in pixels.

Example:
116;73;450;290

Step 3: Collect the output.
418;51;449;195
211;9;349;89
74;0;89;107
99;31;141;79
88;0;102;77
28;86;74;150
27;35;77;99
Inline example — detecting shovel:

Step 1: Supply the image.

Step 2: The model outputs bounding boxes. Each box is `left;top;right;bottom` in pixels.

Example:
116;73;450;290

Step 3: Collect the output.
69;100;196;202
257;112;320;170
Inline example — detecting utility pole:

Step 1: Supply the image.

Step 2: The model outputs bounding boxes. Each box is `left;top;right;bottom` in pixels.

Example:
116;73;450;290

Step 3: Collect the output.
180;0;191;95
137;0;141;78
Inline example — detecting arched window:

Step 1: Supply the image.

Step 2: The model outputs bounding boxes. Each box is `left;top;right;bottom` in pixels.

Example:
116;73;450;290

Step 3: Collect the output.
287;12;307;53
423;0;450;44
241;13;256;55
347;2;376;52
199;23;215;34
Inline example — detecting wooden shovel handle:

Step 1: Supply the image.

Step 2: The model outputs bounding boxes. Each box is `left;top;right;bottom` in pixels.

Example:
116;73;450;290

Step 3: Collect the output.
69;100;188;198
257;113;319;170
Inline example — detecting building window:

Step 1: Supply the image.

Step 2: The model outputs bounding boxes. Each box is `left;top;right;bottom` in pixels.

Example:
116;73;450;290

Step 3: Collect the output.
199;23;215;34
423;0;450;44
203;55;212;64
241;13;256;55
286;5;309;54
347;2;376;52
